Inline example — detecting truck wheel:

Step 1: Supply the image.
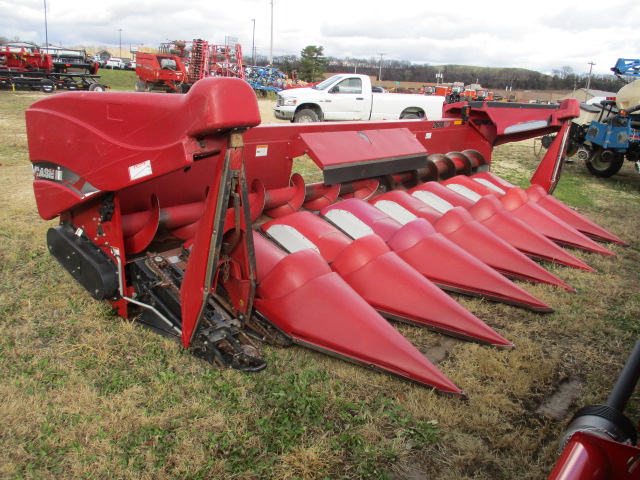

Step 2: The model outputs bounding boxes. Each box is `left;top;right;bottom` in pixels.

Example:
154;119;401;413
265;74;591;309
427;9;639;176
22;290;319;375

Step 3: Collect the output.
40;79;55;94
89;83;105;92
135;80;147;92
293;108;319;123
585;148;625;177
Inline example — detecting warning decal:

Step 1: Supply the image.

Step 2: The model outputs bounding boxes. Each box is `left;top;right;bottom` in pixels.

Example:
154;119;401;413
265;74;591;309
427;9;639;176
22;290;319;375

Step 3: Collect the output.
129;160;152;181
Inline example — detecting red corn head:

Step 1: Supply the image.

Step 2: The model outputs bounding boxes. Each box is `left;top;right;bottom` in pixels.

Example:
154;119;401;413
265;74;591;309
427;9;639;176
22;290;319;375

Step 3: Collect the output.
260;211;512;348
252;233;466;397
370;190;575;291
321;198;553;312
409;182;595;271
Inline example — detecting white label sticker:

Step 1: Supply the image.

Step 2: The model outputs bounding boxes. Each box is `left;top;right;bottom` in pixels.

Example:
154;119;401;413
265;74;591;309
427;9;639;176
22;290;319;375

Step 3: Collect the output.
446;183;482;202
323;209;375;239
256;145;269;157
473;178;506;194
129;160;152;181
424;133;432;139
411;190;453;213
265;225;320;254
372;200;418;225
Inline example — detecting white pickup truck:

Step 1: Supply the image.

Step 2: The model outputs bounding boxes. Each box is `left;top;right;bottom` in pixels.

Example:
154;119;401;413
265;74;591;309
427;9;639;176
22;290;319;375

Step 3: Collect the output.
274;74;445;122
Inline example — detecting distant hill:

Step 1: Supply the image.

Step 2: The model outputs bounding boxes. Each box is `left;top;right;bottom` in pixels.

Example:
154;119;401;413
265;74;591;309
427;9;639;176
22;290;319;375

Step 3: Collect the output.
321;59;622;92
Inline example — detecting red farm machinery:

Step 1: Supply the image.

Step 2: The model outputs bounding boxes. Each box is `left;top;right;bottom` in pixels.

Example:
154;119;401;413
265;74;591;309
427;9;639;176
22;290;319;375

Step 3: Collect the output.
425;84;494;103
135;39;290;94
0;43;106;93
135;40;247;93
25;78;636;477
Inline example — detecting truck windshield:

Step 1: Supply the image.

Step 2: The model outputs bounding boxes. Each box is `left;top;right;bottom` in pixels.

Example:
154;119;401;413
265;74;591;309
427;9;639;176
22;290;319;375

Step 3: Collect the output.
313;76;344;90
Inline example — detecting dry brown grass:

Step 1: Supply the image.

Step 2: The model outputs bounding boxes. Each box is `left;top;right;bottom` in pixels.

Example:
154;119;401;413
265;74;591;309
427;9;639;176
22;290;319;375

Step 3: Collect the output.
0;92;638;480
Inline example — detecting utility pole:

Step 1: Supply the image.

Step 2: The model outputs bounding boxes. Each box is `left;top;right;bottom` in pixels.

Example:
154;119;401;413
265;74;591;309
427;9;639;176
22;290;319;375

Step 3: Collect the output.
586;61;596;102
251;19;256;64
269;0;273;65
43;0;49;47
377;52;385;86
118;29;123;57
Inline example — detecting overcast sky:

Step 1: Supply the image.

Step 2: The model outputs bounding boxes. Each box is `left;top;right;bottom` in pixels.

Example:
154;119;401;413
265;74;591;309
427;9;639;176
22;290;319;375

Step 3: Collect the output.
2;0;639;76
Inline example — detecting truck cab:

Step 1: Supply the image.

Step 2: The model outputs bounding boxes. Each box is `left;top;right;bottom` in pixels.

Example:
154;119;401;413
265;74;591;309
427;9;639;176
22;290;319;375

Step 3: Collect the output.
274;74;444;123
275;75;371;122
322;76;369;120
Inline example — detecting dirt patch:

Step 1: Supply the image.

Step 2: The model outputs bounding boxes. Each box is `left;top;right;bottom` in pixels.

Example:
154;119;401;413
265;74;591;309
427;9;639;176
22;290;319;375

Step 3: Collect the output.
423;337;464;365
391;461;432;480
258;98;288;124
535;377;584;421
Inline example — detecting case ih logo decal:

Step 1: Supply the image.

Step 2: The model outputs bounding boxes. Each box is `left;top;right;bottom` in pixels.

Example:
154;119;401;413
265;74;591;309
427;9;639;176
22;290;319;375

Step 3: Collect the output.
33;165;63;181
31;162;99;198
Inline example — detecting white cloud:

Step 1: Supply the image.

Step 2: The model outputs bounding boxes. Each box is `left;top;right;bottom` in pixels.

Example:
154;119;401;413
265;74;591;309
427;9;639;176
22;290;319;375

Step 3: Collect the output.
1;0;639;75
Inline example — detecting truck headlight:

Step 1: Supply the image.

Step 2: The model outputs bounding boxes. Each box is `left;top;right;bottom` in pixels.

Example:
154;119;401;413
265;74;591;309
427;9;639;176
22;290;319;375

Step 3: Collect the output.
283;97;297;106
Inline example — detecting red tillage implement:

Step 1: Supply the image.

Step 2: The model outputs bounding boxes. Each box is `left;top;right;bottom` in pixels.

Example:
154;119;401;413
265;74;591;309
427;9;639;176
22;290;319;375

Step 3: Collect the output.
26;77;623;397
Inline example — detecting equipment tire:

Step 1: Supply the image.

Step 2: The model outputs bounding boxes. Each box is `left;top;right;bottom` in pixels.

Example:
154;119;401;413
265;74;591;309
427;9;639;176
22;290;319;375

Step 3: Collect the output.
293;108;319;123
89;83;105;92
135;80;147;92
585;148;625;177
40;79;55;94
401;113;420;119
574;144;594;163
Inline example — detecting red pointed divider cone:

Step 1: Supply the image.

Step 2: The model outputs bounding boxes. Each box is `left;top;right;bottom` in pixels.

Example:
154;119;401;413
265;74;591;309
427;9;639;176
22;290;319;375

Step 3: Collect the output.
370;190;575;291
467;172;626;246
409;182;595;272
441;176;615;257
252;233;465;397
525;184;627;246
259;212;513;348
320;198;553;312
500;187;615;256
468;171;517;194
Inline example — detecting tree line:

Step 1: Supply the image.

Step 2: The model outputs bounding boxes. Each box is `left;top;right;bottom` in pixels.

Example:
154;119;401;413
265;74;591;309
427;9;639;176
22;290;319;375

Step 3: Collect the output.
259;46;626;93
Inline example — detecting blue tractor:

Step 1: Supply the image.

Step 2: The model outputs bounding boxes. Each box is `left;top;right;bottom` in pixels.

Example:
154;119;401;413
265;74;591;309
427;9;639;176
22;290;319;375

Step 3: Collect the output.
568;58;640;177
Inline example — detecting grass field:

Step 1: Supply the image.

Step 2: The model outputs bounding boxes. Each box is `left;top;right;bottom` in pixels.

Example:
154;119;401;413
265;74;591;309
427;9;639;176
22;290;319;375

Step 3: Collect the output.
96;68;138;91
0;87;638;480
